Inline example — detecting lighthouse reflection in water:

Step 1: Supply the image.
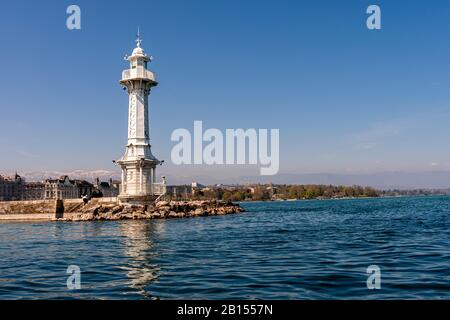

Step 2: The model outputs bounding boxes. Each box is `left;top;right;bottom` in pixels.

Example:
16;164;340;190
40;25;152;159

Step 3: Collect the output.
119;221;165;298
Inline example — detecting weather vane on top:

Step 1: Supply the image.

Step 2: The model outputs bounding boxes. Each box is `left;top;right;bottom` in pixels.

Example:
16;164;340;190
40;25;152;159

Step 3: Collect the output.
136;27;142;48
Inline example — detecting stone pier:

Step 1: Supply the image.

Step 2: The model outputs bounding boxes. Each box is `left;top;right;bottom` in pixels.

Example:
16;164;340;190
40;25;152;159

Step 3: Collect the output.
0;198;244;221
0;199;63;220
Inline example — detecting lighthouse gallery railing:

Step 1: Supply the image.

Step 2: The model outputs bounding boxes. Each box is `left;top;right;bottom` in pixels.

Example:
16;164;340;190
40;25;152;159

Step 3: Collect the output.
122;68;156;81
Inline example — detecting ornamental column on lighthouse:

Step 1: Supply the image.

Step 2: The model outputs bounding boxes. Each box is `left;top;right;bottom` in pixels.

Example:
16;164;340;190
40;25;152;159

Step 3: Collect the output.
116;33;165;203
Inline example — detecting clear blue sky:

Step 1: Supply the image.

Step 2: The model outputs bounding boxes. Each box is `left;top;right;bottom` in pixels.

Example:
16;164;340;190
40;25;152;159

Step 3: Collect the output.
1;0;450;181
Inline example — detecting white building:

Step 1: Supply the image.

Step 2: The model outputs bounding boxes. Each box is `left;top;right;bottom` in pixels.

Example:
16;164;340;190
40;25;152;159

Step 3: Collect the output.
116;33;166;202
44;176;78;200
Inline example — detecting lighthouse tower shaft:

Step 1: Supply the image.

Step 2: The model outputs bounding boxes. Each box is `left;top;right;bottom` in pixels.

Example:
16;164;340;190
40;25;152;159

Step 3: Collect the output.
116;35;165;202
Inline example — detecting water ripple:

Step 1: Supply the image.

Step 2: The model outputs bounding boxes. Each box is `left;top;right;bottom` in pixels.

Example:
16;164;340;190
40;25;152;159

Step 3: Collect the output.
0;196;449;299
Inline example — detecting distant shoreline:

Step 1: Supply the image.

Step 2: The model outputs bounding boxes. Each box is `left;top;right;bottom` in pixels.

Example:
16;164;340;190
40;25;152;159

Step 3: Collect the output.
236;193;450;204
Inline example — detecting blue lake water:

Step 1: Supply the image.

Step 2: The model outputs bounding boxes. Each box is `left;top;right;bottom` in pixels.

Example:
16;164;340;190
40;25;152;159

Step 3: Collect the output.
0;196;449;299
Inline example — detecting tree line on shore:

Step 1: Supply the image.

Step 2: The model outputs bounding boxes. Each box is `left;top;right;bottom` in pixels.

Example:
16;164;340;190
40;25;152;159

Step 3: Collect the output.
192;184;379;202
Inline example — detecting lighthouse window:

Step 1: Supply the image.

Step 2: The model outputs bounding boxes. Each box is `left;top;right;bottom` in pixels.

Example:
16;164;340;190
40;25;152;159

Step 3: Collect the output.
131;61;137;69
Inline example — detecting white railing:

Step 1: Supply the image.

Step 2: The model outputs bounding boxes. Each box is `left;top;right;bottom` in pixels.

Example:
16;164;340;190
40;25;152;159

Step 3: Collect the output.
122;68;156;81
152;183;166;196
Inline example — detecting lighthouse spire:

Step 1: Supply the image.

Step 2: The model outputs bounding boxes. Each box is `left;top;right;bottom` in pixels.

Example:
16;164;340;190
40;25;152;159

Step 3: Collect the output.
136;27;142;48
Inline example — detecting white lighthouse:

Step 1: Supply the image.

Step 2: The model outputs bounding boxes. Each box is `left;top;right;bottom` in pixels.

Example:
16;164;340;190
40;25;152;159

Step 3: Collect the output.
116;33;165;202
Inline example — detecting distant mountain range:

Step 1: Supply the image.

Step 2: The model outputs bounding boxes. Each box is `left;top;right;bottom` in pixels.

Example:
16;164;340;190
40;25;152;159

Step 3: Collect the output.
7;170;450;190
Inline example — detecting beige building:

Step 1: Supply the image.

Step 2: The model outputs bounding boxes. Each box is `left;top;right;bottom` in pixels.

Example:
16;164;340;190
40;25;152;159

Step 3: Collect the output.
44;176;79;200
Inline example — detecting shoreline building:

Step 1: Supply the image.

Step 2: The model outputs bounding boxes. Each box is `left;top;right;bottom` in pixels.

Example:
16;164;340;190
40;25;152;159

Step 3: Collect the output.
44;176;79;200
22;182;45;200
74;180;94;198
44;176;94;200
0;173;119;201
115;33;166;203
94;178;119;198
0;173;24;201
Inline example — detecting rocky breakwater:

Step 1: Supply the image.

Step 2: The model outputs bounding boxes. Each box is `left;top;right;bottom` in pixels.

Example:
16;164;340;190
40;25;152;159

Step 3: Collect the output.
62;200;244;221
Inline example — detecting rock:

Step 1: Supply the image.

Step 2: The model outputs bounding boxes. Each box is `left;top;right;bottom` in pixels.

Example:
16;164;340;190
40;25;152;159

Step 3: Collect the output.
194;208;204;216
111;206;123;214
168;211;178;218
156;201;169;208
132;212;144;219
103;212;113;220
122;207;133;214
146;206;156;213
83;204;101;215
98;206;110;214
82;213;94;220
